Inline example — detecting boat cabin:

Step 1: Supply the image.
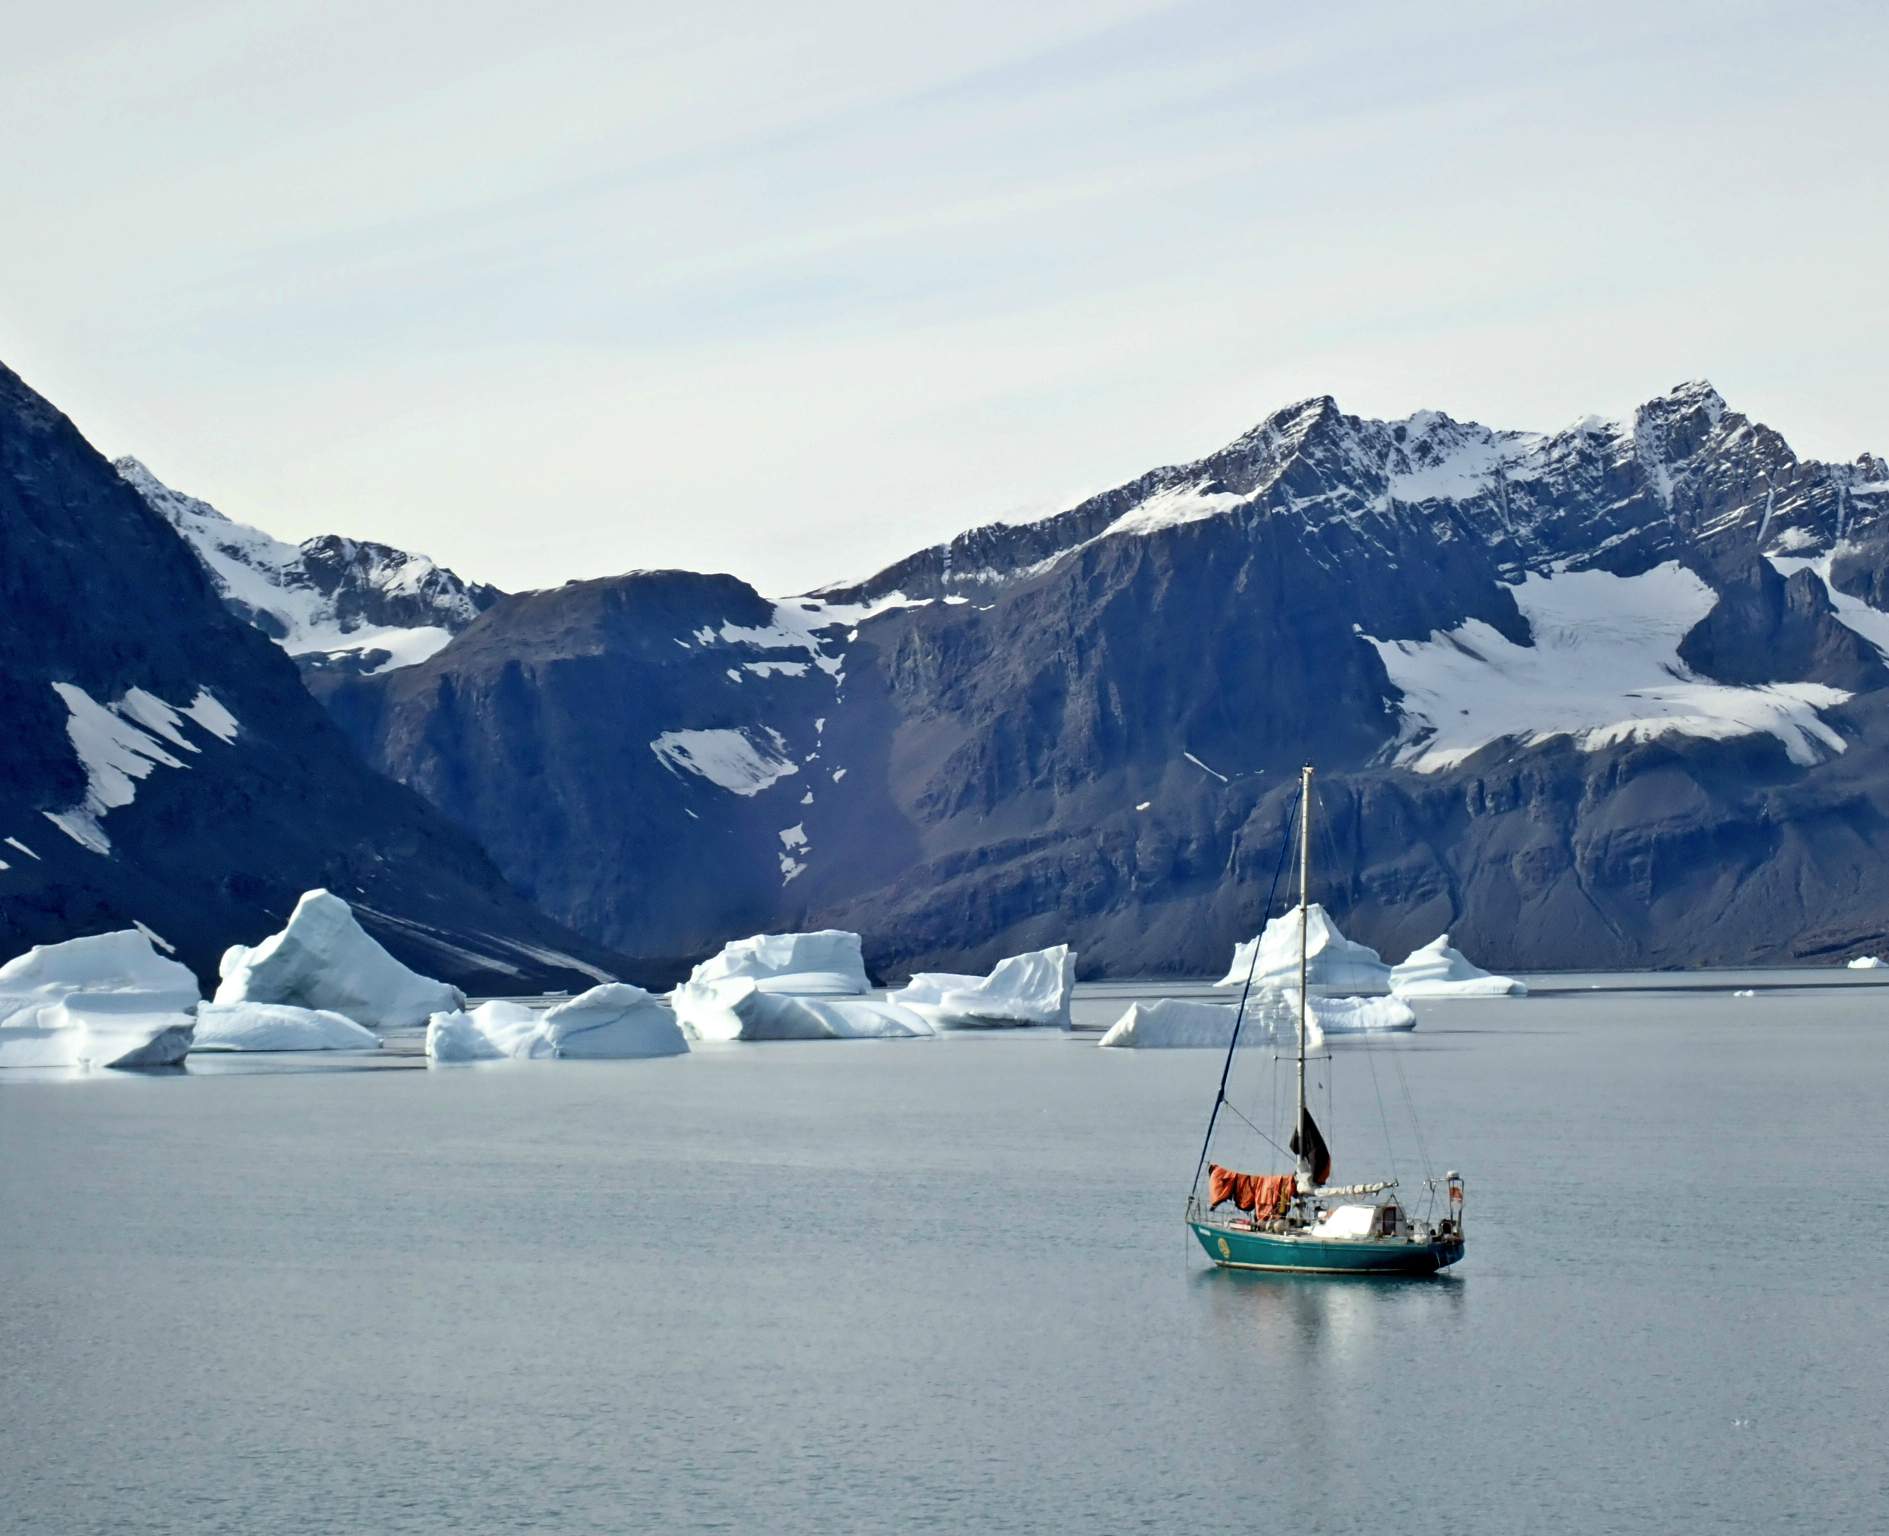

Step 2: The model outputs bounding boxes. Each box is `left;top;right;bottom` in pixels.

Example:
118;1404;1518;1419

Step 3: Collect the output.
1318;1202;1407;1238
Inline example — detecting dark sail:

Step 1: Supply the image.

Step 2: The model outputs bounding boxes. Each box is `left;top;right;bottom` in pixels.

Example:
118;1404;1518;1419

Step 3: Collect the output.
1290;1108;1332;1186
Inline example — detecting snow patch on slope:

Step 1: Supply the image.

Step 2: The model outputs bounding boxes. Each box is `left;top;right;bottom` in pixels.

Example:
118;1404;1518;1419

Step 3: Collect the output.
43;683;240;854
1367;563;1850;771
651;729;800;795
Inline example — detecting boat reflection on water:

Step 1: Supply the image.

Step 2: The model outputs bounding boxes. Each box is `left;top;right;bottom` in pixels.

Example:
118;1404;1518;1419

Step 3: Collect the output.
1192;1264;1466;1371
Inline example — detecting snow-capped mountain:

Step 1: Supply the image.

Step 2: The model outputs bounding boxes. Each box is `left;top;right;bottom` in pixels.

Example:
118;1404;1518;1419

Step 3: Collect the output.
0;361;625;990
320;381;1889;977
114;457;499;675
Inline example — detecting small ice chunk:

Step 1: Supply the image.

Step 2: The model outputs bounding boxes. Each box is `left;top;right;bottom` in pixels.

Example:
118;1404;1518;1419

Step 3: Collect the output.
426;1000;542;1061
1289;991;1417;1034
1847;956;1884;969
214;889;466;1028
426;986;687;1061
191;1003;381;1052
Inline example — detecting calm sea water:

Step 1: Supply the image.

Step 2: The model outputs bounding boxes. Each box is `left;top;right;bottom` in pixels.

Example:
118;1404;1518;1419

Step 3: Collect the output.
4;972;1887;1534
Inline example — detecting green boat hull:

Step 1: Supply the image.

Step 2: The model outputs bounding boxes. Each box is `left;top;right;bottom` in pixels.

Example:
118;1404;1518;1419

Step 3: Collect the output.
1192;1221;1464;1275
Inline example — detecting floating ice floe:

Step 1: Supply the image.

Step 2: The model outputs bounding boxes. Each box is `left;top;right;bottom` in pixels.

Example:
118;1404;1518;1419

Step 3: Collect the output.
427;984;689;1061
426;1000;540;1060
1733;989;1757;998
1217;906;1391;995
686;930;870;995
672;977;933;1041
888;945;1076;1028
0;930;198;1069
1286;990;1417;1033
214;889;466;1029
1847;956;1884;970
1390;934;1527;998
1099;989;1350;1048
1101;998;1243;1049
190;1002;381;1052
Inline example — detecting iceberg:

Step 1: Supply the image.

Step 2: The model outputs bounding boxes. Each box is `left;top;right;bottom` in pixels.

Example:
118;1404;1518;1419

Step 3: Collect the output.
686;930;869;995
1390;934;1527;998
1099;989;1347;1049
672;978;933;1041
1290;991;1418;1034
0;929;197;1069
1100;999;1239;1049
426;1000;541;1061
1217;906;1391;995
889;945;1076;1028
533;984;690;1059
190;1002;382;1052
427;985;689;1061
1847;956;1884;970
215;889;466;1028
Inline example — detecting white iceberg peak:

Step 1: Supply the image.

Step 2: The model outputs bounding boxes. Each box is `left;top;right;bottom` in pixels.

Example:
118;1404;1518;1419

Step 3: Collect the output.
1391;934;1527;998
1217;906;1391;995
214;889;465;1029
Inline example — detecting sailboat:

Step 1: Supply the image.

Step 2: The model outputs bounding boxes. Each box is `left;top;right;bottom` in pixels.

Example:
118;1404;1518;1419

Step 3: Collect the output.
1185;764;1466;1275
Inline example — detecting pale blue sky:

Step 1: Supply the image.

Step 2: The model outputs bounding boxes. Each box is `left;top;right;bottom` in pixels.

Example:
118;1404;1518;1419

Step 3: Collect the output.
4;0;1884;594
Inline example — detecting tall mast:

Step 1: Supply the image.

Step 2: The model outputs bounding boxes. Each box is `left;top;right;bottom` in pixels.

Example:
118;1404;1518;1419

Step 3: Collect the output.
1297;762;1312;1181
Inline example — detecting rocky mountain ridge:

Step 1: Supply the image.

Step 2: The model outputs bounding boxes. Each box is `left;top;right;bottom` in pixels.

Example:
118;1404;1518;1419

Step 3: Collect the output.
0;362;626;991
317;380;1889;979
114;457;500;677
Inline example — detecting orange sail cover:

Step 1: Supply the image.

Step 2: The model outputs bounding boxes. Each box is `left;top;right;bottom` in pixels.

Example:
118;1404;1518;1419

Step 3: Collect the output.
1207;1165;1296;1218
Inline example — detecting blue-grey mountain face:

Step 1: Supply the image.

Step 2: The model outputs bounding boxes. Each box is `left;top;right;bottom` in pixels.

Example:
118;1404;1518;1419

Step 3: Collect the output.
0;362;625;991
320;381;1889;978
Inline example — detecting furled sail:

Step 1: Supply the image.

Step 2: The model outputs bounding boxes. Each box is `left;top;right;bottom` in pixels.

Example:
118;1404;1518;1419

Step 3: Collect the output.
1290;1108;1332;1186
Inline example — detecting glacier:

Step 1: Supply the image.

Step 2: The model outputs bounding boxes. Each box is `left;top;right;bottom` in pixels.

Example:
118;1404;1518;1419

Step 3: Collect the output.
1366;563;1850;772
1391;935;1528;998
0;930;198;1069
215;889;466;1028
